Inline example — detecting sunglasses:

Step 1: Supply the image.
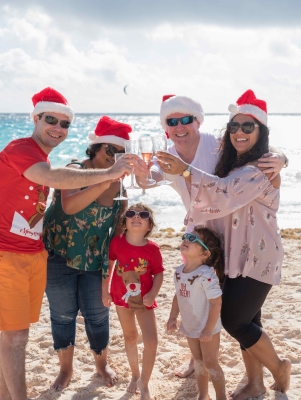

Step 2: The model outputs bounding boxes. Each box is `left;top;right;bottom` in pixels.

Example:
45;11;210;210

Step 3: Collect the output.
39;114;71;129
227;121;259;134
125;210;150;219
103;144;125;157
182;233;209;251
166;115;196;127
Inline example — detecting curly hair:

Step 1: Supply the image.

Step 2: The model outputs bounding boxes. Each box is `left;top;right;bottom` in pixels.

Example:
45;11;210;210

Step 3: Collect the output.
119;203;157;238
214;118;269;178
193;226;225;285
86;144;103;160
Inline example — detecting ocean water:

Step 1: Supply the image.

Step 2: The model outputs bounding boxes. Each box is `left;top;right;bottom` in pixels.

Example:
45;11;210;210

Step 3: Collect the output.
1;113;300;231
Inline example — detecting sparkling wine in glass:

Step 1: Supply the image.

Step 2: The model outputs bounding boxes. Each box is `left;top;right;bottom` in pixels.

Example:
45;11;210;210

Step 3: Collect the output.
124;139;140;189
138;134;156;186
113;153;128;201
152;135;172;185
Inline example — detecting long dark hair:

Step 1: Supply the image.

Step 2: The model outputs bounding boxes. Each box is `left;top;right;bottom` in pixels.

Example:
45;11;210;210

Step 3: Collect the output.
193;226;225;285
215;118;269;178
86;144;102;160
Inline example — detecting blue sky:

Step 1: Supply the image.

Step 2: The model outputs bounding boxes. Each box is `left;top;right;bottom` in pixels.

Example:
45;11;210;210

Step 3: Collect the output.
0;0;301;113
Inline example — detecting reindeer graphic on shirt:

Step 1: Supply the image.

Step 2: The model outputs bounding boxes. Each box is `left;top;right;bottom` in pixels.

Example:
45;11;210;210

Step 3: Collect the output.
116;258;148;310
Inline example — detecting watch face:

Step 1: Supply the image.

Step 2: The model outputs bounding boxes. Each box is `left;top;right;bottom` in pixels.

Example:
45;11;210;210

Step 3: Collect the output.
182;169;191;178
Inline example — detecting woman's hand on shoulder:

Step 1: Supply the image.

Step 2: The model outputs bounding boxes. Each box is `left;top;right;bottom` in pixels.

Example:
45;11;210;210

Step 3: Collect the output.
247;159;281;188
258;152;285;180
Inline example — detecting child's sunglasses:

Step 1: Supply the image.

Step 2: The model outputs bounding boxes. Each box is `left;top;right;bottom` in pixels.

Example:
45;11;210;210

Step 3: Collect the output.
166;115;196;127
39;114;71;129
125;210;150;219
103;144;125;157
182;233;209;251
227;121;259;134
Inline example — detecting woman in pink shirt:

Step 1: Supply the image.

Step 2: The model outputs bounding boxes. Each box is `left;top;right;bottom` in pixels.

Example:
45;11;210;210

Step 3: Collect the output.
158;90;291;400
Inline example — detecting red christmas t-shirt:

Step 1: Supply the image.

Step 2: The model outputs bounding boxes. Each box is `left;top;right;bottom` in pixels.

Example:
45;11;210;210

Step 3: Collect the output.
109;234;164;310
0;137;50;253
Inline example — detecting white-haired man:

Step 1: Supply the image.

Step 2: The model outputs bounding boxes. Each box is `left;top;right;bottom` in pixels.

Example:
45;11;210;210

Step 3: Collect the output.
136;93;286;380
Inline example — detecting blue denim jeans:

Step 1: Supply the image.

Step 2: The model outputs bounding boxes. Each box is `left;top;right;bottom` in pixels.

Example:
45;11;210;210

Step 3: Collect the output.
46;252;109;354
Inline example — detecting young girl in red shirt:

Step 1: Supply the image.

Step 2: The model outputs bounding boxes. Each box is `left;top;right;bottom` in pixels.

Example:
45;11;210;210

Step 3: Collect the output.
102;202;164;400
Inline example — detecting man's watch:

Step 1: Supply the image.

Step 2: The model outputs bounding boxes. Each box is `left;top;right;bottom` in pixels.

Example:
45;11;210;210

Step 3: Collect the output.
181;165;192;178
283;155;289;168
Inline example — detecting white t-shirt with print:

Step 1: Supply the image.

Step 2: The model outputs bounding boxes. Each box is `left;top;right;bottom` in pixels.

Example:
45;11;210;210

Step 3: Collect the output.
174;263;222;338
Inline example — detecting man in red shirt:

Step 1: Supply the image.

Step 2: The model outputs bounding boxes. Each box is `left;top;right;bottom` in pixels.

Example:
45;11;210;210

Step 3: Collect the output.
0;87;143;400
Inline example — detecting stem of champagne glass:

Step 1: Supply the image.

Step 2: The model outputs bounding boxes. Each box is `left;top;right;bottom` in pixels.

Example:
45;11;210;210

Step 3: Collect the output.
131;169;135;185
119;177;123;197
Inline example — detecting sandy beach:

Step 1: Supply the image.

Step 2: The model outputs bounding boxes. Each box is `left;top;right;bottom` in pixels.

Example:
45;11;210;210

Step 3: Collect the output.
26;229;301;400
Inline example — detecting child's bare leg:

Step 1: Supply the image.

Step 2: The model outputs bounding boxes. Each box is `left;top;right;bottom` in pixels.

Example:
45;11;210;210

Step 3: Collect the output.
230;350;265;400
200;333;226;400
136;309;158;400
186;337;210;400
116;306;140;394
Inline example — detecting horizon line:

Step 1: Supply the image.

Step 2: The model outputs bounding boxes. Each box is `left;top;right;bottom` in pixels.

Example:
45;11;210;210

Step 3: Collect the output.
1;112;301;116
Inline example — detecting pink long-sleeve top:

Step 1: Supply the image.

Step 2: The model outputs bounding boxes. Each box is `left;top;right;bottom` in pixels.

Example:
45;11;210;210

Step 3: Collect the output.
186;165;283;285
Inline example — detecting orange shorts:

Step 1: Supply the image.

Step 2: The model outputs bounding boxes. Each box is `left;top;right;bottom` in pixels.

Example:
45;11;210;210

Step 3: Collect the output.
0;250;47;331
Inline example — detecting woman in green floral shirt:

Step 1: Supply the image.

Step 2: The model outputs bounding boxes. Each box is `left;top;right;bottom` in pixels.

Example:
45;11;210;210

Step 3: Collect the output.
43;116;131;391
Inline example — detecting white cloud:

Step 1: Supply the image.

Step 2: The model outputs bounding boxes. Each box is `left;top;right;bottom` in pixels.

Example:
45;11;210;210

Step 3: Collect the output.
0;6;300;113
89;39;127;55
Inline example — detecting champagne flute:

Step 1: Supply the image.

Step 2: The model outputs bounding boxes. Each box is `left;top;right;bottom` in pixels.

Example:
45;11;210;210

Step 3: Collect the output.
138;134;156;186
113;153;128;201
124;139;140;189
151;135;172;185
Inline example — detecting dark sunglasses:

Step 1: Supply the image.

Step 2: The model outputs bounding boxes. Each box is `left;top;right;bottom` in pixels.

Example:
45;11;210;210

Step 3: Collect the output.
166;115;196;127
182;233;209;251
125;210;150;219
103;144;125;157
227;121;259;134
39;114;71;129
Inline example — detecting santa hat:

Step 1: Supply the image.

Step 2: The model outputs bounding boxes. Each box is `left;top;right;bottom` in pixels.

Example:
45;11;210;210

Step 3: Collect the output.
88;116;132;147
31;87;74;122
160;94;204;134
228;89;267;126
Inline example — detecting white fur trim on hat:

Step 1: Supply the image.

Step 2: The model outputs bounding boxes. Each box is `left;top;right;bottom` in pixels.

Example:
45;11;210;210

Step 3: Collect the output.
30;101;74;122
160;95;204;130
228;104;267;126
88;133;129;147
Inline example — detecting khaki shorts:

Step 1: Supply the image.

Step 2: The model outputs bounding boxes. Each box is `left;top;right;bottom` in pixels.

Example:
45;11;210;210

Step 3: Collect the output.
0;250;47;331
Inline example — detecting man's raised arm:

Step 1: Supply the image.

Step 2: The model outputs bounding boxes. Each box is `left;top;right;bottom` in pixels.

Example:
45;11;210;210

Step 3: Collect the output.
23;154;142;189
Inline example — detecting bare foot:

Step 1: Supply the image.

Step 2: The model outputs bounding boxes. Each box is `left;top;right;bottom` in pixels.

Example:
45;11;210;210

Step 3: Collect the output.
197;394;211;400
174;357;194;378
229;382;266;400
270;358;291;393
138;379;152;400
127;376;140;394
51;369;72;391
97;364;118;387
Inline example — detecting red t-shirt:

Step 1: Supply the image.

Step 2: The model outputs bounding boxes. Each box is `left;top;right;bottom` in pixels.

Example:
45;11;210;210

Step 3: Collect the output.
109;234;164;310
0;138;50;254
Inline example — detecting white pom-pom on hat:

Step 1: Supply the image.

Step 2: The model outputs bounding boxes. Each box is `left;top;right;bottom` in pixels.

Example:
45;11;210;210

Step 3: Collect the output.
228;104;238;113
